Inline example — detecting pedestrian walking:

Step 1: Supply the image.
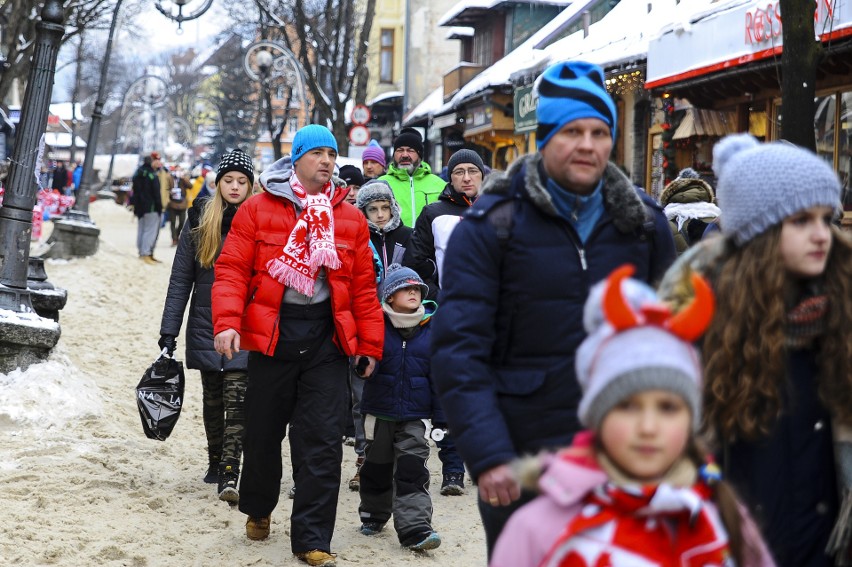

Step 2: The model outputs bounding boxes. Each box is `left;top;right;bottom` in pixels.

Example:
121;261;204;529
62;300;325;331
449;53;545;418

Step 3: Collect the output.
357;263;443;552
212;124;383;567
404;147;487;300
51;160;68;193
361;140;387;181
659;134;852;567
491;267;776;567
158;148;255;503
660;168;720;255
379;128;445;227
166;170;190;246
131;153;164;264
431;60;676;557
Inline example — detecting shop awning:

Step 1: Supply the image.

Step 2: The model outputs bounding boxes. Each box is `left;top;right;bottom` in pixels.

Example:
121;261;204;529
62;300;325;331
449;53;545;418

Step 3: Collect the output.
672;108;736;140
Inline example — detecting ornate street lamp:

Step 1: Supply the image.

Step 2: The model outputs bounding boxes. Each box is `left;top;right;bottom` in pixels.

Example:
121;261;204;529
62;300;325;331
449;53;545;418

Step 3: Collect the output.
53;0;212;259
244;40;309;163
0;0;64;371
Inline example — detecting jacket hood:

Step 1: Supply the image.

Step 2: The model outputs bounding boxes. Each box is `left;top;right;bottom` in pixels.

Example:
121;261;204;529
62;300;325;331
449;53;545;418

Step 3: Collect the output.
660;177;715;206
439;182;473;207
258;155;342;207
481;153;651;235
386;160;434;181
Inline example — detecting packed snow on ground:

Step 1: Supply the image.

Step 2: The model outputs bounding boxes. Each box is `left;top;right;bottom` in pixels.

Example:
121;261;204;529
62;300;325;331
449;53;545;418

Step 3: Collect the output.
0;198;485;566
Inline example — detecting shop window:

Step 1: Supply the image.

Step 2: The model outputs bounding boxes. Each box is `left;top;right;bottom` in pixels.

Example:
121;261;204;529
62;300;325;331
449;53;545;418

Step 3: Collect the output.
839;92;852;210
814;94;836;165
380;29;394;83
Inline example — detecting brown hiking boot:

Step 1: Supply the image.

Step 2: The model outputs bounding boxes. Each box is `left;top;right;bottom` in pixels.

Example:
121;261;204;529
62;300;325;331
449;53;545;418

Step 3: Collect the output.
295;550;337;566
348;456;364;491
246;515;270;540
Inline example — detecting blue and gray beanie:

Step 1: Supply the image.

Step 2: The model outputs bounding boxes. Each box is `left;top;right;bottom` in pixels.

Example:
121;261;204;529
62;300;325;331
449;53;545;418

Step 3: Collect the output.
380;263;429;304
535;60;617;149
291;124;338;164
713;134;841;245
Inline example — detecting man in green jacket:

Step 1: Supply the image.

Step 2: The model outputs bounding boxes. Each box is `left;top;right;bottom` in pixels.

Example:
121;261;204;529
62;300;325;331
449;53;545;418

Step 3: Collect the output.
379;128;445;227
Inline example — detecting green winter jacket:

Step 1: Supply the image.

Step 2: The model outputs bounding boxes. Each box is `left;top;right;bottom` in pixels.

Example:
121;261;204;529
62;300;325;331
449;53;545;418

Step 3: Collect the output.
379;161;446;227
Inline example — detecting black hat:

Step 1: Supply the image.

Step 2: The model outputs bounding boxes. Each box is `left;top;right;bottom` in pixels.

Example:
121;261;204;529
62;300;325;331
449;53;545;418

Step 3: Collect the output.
216;148;255;186
393;127;424;157
446;149;486;176
338;164;365;187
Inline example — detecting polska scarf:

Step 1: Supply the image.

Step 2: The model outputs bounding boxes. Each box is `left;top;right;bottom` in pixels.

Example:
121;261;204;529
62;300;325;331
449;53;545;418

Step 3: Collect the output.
266;174;341;296
540;479;732;567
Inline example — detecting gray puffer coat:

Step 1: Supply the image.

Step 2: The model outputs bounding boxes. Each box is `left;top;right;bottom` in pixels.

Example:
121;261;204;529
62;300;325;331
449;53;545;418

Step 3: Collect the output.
159;198;248;371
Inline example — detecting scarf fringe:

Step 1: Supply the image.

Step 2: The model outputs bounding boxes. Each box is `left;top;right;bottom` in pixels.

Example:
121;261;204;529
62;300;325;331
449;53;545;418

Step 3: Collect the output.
267;257;316;297
309;246;342;273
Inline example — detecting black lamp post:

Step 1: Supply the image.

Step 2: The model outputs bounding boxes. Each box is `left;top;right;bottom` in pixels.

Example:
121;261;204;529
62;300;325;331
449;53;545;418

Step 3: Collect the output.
0;0;65;372
0;0;65;304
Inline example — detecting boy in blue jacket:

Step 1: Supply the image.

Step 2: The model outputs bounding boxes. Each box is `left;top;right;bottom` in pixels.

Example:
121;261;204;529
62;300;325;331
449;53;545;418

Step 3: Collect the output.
357;264;443;552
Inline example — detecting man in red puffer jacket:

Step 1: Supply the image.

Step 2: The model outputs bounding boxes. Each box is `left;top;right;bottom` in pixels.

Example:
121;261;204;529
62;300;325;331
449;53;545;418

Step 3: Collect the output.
212;125;383;567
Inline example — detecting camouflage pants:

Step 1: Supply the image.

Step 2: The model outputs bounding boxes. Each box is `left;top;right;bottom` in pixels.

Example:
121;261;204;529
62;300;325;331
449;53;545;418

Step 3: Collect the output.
200;370;248;465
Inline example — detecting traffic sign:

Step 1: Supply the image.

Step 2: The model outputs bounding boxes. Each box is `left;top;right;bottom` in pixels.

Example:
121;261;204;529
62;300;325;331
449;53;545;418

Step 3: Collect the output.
349;125;370;146
350;104;371;125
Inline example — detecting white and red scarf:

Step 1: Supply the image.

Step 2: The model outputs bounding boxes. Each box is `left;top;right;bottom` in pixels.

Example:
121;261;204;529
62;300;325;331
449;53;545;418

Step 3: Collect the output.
266;174;341;296
540;481;733;567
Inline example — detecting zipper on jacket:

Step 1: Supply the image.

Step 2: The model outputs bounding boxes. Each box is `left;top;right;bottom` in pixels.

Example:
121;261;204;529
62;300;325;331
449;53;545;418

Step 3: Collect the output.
577;248;587;271
409;176;415;226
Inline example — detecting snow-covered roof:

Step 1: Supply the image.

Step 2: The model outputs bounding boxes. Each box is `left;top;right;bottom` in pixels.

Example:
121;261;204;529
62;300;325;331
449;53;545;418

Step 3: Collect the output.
404;86;448;124
44;132;86;148
538;0;677;71
446;26;474;40
438;0;570;27
49;103;85;122
448;0;597;105
368;90;404;106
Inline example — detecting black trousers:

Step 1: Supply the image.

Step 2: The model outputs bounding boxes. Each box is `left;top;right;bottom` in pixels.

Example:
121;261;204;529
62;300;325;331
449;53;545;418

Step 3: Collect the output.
239;334;348;554
478;489;537;560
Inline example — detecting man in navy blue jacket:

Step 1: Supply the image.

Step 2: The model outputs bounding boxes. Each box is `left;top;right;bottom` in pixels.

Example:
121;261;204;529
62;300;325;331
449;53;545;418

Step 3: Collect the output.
431;60;676;557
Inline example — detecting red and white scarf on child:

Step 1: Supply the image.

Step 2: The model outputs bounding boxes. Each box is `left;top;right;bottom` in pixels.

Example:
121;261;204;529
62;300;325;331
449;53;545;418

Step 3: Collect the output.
540;478;733;567
266;174;341;296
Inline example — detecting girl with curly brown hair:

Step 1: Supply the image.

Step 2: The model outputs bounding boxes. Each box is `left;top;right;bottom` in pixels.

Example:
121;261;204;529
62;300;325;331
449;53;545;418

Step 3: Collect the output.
659;134;852;567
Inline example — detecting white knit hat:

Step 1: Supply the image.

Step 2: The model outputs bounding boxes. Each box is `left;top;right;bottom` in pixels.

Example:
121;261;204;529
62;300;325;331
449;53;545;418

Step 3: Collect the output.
575;266;712;430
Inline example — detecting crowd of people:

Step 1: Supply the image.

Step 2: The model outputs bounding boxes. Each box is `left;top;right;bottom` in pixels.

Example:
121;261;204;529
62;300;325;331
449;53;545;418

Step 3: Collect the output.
139;59;852;567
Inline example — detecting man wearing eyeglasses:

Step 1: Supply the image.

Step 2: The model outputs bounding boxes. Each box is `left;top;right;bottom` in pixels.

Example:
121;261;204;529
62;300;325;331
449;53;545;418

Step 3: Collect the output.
404;148;486;302
430;60;676;557
379;127;445;227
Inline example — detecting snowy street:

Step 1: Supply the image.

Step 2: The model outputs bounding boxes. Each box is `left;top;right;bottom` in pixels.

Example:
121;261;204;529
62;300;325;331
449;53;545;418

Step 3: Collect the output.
0;199;485;566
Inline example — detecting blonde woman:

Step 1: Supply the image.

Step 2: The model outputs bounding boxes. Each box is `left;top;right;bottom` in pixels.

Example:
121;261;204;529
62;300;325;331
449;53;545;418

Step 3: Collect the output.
158;148;255;503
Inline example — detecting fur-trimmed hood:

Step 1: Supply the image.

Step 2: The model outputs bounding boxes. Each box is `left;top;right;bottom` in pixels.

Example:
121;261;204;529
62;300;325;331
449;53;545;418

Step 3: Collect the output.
660;176;715;206
481;154;651;235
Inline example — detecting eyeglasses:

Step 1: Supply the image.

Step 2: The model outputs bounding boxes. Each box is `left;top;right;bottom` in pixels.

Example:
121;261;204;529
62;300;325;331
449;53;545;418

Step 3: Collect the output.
451;167;482;178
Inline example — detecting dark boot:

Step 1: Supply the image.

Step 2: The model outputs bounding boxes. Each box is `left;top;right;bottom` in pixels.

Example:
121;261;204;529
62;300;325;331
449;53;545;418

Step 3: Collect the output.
218;462;240;504
204;451;221;484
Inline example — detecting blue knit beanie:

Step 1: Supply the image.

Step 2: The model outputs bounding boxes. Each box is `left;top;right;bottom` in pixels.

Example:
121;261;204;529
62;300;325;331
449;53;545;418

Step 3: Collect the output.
380;263;428;304
291;125;338;164
713;134;841;246
535;60;617;149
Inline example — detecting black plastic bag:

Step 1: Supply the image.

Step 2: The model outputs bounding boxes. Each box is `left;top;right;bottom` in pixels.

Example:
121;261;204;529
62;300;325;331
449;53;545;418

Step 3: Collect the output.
136;352;185;441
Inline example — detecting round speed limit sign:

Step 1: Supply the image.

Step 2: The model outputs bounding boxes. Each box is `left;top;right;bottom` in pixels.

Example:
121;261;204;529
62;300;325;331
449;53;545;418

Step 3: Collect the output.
349;125;371;146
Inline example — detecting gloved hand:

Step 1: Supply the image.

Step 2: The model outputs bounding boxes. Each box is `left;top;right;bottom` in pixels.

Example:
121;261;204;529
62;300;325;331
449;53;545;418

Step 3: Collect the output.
158;335;177;356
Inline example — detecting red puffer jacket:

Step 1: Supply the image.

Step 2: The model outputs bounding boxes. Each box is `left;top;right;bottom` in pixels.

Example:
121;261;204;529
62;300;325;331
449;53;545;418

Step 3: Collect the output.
212;190;383;359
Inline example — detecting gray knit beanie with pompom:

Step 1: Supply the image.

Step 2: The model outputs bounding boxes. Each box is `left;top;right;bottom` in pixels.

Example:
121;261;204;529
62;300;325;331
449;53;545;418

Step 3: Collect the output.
712;134;841;245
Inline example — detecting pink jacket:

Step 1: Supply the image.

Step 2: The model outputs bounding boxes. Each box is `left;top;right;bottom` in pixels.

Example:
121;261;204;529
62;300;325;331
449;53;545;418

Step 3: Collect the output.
490;442;777;567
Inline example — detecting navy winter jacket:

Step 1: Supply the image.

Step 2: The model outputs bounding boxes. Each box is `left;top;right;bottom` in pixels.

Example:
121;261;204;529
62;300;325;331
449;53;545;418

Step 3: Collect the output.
159;199;248;372
431;154;676;480
361;308;445;423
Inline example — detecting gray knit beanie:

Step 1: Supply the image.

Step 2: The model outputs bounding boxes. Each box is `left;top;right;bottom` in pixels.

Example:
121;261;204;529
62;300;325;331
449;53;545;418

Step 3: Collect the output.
713;134;841;246
380;263;428;303
575;275;703;431
446;149;486;176
355;179;402;231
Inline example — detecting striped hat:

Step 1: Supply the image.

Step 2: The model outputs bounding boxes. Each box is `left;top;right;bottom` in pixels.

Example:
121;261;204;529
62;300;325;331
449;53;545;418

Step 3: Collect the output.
535;60;617;149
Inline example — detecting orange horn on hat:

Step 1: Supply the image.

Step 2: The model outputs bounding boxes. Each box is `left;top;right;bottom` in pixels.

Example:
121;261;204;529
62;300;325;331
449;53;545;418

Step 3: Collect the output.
602;264;640;330
666;272;715;341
